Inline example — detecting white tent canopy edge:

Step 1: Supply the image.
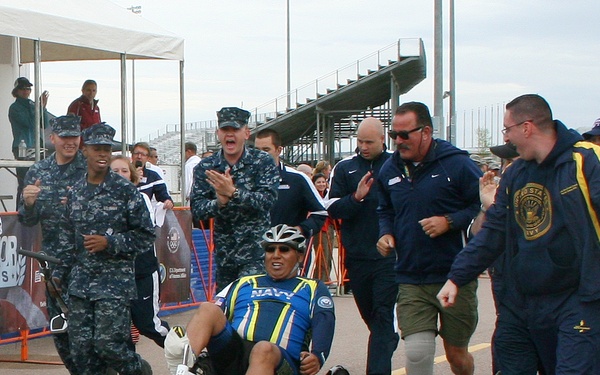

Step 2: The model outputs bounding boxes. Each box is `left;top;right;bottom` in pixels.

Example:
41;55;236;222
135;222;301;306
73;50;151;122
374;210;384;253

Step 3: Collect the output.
0;0;184;61
0;0;188;205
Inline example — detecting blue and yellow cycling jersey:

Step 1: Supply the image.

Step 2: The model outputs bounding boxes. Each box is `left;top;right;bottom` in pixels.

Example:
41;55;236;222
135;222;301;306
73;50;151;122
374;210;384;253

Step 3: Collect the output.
215;274;335;364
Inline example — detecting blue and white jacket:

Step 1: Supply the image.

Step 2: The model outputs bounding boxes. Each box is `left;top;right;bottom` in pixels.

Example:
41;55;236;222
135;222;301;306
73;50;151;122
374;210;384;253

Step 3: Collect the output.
270;162;327;239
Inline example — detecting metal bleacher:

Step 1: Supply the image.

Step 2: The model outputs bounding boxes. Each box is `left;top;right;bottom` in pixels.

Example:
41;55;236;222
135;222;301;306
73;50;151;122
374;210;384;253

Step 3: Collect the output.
150;121;219;165
149;38;426;166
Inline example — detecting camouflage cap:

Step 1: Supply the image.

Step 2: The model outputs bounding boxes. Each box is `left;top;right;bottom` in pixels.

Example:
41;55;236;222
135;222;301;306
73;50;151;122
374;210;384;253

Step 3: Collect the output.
50;115;81;137
489;162;501;170
469;154;485;166
217;107;251;129
82;123;115;145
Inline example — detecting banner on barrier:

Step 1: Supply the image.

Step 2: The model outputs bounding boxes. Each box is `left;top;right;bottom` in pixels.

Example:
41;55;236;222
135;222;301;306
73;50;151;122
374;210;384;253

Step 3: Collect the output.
0;214;46;335
0;209;192;335
155;209;191;303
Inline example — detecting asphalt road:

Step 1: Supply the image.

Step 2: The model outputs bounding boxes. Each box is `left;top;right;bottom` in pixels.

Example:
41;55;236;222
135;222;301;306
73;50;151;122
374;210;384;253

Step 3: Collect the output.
0;276;495;374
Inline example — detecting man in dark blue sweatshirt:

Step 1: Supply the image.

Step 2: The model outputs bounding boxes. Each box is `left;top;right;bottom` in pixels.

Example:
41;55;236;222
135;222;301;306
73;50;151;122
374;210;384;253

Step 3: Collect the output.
377;102;481;375
254;128;327;240
438;94;600;374
327;117;398;375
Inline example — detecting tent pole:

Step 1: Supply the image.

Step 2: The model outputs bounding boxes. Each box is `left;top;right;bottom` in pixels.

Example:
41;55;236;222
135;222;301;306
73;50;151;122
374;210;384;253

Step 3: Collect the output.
132;59;136;143
34;39;41;161
120;54;127;153
179;60;186;206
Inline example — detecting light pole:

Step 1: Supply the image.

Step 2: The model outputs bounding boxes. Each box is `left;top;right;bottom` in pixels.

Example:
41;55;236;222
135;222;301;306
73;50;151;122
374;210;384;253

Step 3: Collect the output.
286;0;291;111
448;0;456;145
433;0;444;139
434;0;456;144
443;90;451;141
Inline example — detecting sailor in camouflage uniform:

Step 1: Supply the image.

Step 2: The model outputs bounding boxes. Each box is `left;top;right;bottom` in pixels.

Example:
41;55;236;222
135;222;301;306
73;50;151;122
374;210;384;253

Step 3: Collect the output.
54;123;154;375
190;107;279;290
18;114;86;374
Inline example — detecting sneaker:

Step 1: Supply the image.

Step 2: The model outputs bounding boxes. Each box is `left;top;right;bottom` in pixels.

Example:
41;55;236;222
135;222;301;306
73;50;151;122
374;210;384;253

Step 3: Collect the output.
140;357;153;375
190;351;216;375
165;326;195;375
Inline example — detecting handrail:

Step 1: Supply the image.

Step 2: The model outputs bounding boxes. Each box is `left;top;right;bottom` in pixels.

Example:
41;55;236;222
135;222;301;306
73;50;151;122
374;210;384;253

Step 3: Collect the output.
137;38;424;141
247;38;423;128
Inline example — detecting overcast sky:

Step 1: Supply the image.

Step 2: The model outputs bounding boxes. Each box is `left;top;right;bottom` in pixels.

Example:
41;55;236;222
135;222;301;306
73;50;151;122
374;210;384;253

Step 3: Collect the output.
40;0;600;145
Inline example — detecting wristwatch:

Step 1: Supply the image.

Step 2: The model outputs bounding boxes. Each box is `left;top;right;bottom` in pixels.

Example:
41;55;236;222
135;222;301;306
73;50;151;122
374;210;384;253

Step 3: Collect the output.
230;188;240;200
444;214;454;230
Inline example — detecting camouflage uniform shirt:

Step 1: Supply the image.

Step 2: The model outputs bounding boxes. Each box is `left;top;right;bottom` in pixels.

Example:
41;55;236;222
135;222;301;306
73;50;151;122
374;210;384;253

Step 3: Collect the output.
17;150;87;375
18;150;87;257
55;170;155;301
190;147;279;286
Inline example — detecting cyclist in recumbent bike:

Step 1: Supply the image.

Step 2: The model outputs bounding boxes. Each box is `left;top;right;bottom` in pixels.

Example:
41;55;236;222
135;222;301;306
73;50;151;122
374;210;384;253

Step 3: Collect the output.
165;224;336;375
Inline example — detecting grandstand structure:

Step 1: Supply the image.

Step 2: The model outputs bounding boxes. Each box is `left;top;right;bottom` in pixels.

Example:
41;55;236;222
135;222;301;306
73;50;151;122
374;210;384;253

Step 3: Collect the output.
145;38;427;168
148;120;219;165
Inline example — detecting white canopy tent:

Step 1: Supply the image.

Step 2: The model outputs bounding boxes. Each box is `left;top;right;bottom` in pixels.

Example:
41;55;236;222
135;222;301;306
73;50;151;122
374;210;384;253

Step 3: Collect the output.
0;0;188;204
0;1;184;62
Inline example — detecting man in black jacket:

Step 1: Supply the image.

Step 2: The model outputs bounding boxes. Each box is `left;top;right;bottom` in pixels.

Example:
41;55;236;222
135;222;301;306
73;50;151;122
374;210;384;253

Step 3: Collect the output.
327;117;398;375
254;128;327;240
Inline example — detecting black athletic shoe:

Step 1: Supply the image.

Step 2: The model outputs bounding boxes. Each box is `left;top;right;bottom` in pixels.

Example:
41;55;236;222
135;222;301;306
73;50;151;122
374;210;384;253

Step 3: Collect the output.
190;352;216;375
140;357;153;375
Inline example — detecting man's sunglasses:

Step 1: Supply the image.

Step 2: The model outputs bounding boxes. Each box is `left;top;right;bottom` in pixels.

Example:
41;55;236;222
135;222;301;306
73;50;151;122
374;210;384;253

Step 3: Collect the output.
265;245;293;253
388;126;423;140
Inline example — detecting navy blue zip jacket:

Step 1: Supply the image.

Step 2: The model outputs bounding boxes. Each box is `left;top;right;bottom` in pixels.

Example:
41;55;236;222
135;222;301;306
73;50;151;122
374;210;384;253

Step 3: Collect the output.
270;162;327;239
377;139;482;284
135;168;172;277
328;147;392;261
449;121;600;302
138;167;172;204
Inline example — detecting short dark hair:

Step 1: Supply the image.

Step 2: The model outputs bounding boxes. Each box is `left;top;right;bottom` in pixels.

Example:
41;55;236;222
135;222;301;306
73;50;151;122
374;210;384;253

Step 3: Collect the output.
82;79;97;89
185;142;197;153
256;128;282;148
312;172;326;184
505;94;553;130
395;102;433;129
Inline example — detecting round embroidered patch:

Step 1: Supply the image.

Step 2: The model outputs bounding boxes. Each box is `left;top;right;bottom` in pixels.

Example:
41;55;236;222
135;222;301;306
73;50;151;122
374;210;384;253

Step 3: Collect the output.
317;296;333;309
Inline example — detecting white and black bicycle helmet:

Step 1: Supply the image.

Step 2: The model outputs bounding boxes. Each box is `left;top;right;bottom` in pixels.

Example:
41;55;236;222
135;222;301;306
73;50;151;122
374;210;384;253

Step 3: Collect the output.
261;224;306;253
